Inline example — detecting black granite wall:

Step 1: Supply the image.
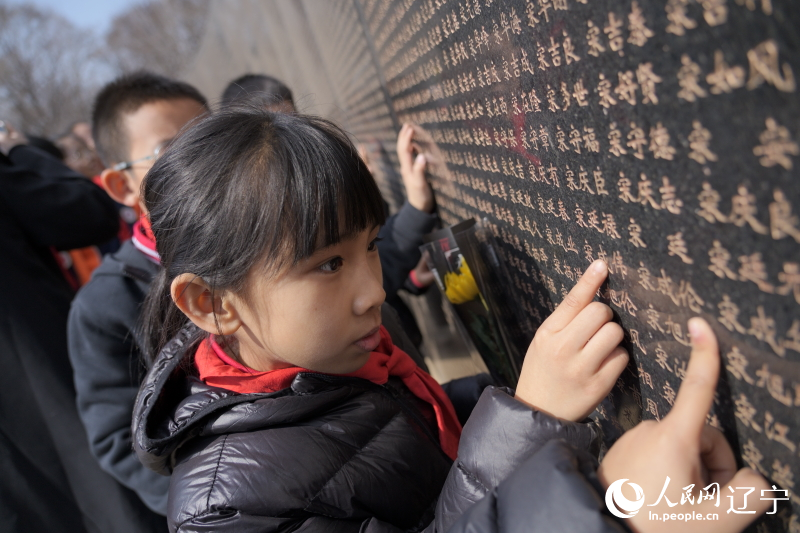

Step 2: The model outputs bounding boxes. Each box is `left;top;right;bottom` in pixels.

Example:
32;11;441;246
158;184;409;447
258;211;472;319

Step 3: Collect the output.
189;1;800;528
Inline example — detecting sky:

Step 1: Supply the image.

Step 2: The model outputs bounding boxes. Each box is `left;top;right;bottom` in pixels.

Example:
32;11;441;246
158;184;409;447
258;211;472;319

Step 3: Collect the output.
8;0;142;34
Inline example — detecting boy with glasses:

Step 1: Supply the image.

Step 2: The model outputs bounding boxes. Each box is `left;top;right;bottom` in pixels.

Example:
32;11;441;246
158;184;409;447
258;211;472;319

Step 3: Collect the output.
67;71;207;524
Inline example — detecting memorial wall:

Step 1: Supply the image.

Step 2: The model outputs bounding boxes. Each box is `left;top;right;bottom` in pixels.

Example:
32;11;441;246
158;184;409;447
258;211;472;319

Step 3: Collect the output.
185;0;799;528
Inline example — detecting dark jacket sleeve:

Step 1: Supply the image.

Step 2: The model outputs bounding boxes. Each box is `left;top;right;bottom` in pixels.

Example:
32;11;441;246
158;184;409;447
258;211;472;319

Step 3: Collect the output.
379;201;437;299
68;283;170;515
446;440;629;533
423;387;600;533
0;145;118;250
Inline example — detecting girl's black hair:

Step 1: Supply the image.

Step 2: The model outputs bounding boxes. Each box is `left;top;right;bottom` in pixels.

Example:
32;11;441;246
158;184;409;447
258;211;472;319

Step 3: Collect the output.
140;105;386;362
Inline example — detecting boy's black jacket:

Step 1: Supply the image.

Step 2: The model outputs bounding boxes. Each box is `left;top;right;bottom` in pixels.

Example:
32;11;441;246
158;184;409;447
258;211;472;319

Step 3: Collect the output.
133;323;625;533
68;238;171;519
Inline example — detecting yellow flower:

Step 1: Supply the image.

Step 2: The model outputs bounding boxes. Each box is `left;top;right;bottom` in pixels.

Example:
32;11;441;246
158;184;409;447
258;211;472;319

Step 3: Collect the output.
444;259;480;304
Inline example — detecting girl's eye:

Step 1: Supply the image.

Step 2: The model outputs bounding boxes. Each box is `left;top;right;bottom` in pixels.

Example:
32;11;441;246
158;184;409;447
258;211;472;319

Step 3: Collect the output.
368;237;383;252
319;257;344;272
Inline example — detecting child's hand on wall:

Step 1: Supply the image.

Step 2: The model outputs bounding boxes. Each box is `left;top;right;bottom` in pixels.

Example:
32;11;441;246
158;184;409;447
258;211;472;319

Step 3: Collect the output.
597;318;770;533
514;260;628;421
397;123;434;213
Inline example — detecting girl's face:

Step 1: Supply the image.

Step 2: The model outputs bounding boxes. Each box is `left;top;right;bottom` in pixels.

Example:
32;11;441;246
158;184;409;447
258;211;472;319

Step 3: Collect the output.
231;226;385;374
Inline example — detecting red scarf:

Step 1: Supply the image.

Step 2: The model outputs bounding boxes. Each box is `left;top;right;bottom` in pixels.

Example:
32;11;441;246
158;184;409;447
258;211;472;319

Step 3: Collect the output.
132;216;159;264
195;326;462;459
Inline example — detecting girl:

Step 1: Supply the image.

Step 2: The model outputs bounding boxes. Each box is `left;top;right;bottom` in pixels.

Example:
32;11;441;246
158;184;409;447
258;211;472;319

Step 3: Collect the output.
132;107;769;533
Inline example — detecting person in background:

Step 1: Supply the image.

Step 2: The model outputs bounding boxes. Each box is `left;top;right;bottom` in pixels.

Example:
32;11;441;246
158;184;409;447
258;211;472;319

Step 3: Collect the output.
56;129;105;179
0;121;162;533
220;72;295;113
67;71;208;526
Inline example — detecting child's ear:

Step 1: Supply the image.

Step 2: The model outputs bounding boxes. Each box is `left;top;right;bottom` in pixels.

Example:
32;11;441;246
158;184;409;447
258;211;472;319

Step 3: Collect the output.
171;274;242;336
100;167;138;207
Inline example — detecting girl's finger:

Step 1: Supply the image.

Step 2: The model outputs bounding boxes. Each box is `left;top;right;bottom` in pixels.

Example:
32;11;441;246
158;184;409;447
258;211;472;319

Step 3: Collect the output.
543;260;607;332
591;345;629;396
581;322;625;372
699;425;737;487
566;302;614;351
666;318;720;441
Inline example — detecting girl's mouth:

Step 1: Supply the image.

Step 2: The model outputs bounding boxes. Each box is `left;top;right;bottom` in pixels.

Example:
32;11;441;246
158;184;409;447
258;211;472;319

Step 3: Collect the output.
354;326;381;352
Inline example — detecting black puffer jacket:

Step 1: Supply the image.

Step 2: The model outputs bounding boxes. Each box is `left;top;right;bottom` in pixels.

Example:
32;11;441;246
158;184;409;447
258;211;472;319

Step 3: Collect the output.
133;325;600;532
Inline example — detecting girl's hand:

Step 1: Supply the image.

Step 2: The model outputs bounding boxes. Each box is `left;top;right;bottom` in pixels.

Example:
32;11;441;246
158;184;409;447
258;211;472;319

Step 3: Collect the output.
397;123;434;213
598;318;771;533
515;260;628;421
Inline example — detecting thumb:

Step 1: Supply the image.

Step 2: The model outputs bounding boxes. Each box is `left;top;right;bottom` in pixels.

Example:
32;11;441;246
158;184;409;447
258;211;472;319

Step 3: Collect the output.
665;318;720;440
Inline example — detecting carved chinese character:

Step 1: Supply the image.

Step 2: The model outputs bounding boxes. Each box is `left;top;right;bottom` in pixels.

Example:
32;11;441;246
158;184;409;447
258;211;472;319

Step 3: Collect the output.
783;320;800;353
615;70;638;105
628;218;647;247
655;344;672;370
725;346;755;384
755;366;794;406
662;381;676;406
667;232;694;264
627;1;653;47
729;185;769;234
638;174;662;209
687;121;718;164
735;0;772;16
746;40;796;92
597;73;617;108
583;127;600;152
645;398;659;419
593;168;608;195
738;253;774;292
520;49;536;76
734;394;761;432
678;55;708;101
602;214;621;238
650;123;676;160
636;263;655;291
525;1;540;26
741;439;766;474
769;189;800;242
604;12;624;55
609;123;627;156
548;36;562;67
562;30;580;64
701;0;728;25
572;79;589;106
753;117;799;170
637;62;662;104
536;41;550;70
706;50;746;94
777;262;800;304
566;125;581;152
586;20;605;57
647;305;664;332
627;123;647;159
664;316;691;345
764;412;796;451
708;240;738;279
770;461;794;493
547;85;562;112
666;0;697;35
718;295;747;333
697;182;728;223
659;177;683;214
748;306;785;356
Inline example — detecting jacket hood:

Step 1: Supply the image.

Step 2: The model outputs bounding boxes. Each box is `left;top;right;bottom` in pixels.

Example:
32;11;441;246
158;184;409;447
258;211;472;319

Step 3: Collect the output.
132;323;396;476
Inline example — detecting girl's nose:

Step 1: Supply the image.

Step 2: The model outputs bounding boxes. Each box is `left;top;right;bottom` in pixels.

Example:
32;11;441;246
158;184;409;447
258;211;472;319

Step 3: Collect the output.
353;256;385;315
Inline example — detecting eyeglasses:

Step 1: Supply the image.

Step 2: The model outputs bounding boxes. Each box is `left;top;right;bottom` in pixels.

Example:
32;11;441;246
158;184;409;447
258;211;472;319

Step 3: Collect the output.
111;142;167;171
